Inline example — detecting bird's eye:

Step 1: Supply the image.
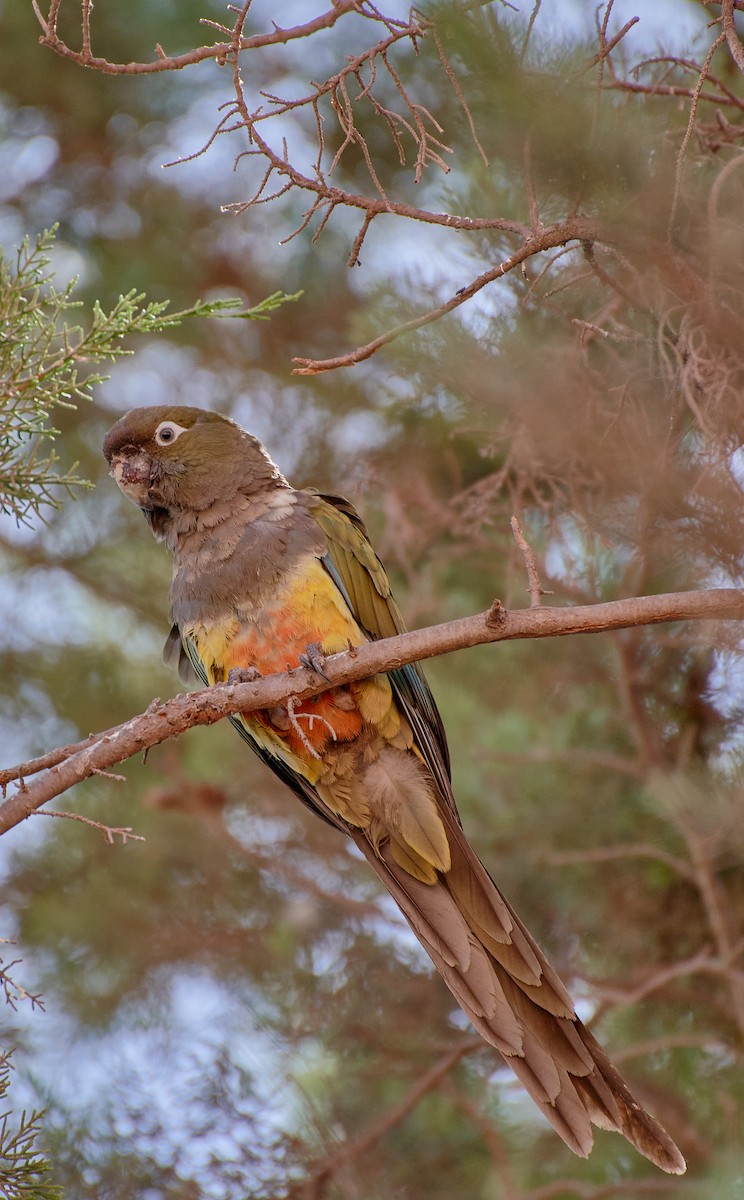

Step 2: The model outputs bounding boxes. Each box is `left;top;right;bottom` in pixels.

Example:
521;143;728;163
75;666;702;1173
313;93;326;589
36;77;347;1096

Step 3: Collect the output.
154;421;188;447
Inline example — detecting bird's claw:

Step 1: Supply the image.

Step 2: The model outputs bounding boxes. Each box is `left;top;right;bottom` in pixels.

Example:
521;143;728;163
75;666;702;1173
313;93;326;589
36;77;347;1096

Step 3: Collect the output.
299;642;331;681
227;665;262;685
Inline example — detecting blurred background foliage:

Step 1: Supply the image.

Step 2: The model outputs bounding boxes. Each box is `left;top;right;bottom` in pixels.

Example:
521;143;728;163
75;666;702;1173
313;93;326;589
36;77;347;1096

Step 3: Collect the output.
1;1;744;1197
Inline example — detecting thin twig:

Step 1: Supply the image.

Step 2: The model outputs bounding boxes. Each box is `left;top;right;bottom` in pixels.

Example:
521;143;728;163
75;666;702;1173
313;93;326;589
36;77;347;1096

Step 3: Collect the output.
291;215;600;373
668;33;726;238
578;14;640;77
34;809;145;844
433;26;488;165
542;842;696;884
510;516;550;607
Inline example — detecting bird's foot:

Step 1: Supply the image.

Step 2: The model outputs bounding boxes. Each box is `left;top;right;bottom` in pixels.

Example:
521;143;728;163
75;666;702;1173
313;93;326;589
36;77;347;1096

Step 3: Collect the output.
299;642;330;681
227;665;262;685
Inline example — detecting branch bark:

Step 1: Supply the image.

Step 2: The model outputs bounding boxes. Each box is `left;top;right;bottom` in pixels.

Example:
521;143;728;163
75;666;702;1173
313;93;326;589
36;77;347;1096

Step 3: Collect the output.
291;216;600;374
0;587;741;838
32;0;362;73
288;1039;479;1199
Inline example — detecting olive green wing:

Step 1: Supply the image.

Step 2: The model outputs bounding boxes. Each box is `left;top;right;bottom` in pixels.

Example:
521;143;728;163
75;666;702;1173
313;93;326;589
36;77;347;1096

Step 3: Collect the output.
309;491;453;805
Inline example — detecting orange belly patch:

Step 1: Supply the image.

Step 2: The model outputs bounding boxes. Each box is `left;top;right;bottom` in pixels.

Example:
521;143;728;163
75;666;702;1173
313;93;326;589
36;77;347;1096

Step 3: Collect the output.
226;611;322;675
264;690;364;758
224;579;366;761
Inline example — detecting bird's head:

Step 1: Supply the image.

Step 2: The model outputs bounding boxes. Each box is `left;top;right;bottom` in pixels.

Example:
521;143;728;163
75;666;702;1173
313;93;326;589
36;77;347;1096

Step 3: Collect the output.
103;405;285;535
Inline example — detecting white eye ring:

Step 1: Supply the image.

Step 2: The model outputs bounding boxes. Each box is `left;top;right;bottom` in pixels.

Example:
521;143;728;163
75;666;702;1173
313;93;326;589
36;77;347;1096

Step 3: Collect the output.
154;420;189;447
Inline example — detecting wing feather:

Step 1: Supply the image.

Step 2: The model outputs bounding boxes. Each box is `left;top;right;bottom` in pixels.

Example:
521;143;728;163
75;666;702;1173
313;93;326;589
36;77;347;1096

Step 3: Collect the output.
310;492;452;801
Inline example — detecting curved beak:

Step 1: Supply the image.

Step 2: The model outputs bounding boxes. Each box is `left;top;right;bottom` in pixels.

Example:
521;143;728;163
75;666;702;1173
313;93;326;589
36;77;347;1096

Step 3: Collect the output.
109;450;156;507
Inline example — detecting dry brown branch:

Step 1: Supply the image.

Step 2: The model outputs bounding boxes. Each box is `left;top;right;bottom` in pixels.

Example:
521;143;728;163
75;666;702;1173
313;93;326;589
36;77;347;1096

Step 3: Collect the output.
603;40;744;109
703;0;744;11
0;587;742;838
721;0;744;70
591;948;731;1008
0;943;45;1011
218;9;466;215
35;0;525;287
36;0;682;383
432;25;488;166
222;119;528;237
542;842;696;883
673;812;744;1037
510;515;551;607
33;809;145;845
485;746;646;779
579;13;641;77
287;1039;479;1199
0;730;101;790
603;75;744;109
291;215;600;373
668;33;727;235
32;0;362;74
520;0;543;64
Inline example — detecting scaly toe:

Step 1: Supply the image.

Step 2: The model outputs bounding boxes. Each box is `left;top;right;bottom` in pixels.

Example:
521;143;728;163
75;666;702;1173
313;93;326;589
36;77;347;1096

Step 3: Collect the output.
299;641;331;681
227;665;262;685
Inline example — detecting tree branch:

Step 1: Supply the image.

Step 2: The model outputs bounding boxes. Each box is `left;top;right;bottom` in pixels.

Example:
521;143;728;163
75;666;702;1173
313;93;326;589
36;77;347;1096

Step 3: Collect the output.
291;216;600;373
721;0;744;72
0;587;741;838
32;0;362;74
288;1039;479;1199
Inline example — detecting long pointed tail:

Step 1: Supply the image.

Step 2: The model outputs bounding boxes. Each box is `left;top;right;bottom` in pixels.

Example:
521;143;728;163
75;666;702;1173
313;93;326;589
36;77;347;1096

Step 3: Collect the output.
351;815;686;1174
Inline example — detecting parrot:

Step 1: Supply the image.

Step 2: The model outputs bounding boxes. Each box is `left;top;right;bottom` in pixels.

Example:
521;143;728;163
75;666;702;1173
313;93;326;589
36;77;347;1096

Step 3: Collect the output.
103;405;686;1174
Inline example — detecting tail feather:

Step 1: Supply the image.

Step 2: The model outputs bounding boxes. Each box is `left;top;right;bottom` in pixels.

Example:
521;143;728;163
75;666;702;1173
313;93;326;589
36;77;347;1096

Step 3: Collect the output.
508;1054;595;1157
442;808;575;1016
350;824;686;1175
575;1023;687;1173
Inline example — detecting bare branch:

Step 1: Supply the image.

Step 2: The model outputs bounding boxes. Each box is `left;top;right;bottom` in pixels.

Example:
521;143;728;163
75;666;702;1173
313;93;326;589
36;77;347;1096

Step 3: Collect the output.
1;731;101;791
510;516;551;607
0;943;45;1011
33;809;145;845
721;0;744;71
432;25;488;166
222;116;528;239
287;1039;479;1198
292;215;601;373
578;14;641;77
0;586;742;837
33;0;362;74
668;33;727;236
542;842;696;884
591;948;734;1008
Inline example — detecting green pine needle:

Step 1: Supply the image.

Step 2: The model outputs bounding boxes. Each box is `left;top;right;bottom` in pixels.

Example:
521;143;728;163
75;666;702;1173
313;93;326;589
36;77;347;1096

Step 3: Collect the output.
0;226;301;525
